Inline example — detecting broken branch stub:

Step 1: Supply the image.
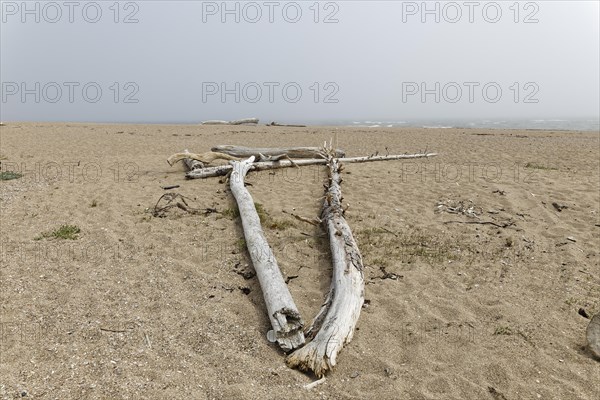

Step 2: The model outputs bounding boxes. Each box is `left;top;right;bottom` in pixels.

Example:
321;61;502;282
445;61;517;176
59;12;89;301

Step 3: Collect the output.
229;157;305;352
182;149;204;170
286;157;365;377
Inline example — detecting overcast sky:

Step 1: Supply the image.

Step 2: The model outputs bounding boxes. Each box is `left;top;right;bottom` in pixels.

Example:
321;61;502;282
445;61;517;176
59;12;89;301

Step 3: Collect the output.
1;1;599;123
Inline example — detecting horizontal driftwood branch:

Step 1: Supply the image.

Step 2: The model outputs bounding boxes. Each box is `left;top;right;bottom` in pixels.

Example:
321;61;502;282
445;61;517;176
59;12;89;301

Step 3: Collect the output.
202;118;259;125
229;157;305;352
286;156;365;377
184;153;438;179
212;145;345;159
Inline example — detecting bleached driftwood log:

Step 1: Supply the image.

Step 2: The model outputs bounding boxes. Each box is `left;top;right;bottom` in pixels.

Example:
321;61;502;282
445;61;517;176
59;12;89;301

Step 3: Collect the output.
202;118;259;125
183;152;438;179
286;155;365;377
167;151;240;167
229;156;305;352
212;145;345;159
588;313;600;358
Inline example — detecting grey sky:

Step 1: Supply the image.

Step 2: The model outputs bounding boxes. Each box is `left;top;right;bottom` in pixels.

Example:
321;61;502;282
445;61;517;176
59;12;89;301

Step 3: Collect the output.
1;1;599;123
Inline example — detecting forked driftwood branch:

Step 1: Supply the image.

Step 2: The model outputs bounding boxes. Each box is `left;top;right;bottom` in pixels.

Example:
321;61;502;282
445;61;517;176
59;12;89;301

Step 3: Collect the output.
229;157;305;352
183;152;437;179
286;152;365;377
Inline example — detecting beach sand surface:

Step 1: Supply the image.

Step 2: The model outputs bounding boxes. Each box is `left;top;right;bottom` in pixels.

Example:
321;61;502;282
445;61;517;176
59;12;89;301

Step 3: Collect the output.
1;123;599;399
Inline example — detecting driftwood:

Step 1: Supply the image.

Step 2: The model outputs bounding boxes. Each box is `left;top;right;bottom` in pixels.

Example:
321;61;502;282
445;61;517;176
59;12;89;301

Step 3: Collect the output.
229;156;305;352
166;145;440;373
267;121;307;127
202;118;259;125
184;152;438;179
167;151;240;167
588;313;600;358
257;153;298;166
168;150;300;168
182;149;205;170
212;145;345;159
286;154;365;377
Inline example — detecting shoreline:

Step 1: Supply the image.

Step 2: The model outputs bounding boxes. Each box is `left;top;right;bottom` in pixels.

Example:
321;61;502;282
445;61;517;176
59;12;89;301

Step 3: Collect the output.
1;120;599;133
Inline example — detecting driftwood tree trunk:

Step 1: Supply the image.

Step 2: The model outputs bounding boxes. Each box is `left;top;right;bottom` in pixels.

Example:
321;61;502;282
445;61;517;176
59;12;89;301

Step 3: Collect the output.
202;118;259;125
229;157;305;352
212;145;345;159
184;153;437;179
286;156;365;377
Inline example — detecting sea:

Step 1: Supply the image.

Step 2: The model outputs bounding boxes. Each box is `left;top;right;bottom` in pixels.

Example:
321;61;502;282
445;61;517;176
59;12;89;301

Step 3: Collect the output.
81;118;599;132
316;118;600;132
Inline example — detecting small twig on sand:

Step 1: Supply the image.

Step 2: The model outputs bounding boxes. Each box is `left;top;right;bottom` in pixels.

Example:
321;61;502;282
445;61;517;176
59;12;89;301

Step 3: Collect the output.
381;227;398;237
162;185;180;190
443;220;515;228
304;377;326;390
100;328;127;333
283;210;321;226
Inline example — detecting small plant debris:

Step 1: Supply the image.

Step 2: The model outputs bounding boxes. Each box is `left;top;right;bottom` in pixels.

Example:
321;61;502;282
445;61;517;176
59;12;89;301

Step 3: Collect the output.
36;225;80;240
525;162;558;170
435;199;483;218
0;171;23;181
152;192;217;217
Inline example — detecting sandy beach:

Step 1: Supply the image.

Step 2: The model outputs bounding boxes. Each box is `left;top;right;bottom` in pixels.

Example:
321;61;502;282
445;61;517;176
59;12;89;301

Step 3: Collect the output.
1;122;599;399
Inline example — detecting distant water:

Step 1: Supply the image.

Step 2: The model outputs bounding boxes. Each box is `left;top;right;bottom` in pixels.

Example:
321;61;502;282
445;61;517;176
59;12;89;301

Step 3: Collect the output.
130;118;599;131
317;118;600;132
